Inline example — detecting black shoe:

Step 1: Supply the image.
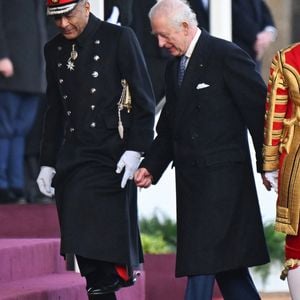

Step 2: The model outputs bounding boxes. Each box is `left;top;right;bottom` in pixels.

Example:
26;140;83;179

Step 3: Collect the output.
0;188;19;204
88;293;116;300
119;271;139;287
8;188;26;204
87;279;122;295
87;272;139;295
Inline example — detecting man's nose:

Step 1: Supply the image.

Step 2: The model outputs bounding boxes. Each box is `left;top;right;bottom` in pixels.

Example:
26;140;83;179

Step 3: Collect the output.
57;16;69;28
157;36;166;48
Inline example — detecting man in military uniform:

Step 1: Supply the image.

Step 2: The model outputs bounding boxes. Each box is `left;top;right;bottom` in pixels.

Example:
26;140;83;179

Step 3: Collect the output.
37;1;155;299
263;42;300;300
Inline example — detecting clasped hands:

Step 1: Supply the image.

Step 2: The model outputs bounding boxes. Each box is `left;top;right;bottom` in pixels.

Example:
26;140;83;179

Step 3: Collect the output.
115;151;153;189
36;150;151;196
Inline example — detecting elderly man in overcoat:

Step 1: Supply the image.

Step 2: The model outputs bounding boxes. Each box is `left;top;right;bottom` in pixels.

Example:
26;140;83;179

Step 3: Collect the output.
135;0;270;299
36;1;155;299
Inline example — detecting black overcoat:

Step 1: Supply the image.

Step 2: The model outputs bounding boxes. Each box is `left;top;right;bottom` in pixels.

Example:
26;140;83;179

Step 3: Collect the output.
232;0;276;60
40;15;155;267
0;0;46;94
141;30;270;277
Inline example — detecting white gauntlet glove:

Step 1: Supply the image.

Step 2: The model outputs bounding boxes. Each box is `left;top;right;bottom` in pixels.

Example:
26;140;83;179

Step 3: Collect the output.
116;151;142;188
36;166;56;197
265;170;279;193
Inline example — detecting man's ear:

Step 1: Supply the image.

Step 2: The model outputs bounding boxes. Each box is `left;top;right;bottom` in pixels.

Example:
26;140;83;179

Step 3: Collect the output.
85;1;91;15
181;21;189;34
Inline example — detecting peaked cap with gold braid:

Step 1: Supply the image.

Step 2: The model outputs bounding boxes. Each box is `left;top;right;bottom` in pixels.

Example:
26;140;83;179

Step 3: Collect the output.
46;0;81;16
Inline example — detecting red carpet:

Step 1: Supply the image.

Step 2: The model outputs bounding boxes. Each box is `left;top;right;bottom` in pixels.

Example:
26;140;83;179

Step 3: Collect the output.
0;204;220;299
0;204;59;238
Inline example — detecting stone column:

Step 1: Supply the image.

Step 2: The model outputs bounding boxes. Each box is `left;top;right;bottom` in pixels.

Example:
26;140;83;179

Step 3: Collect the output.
89;0;104;20
210;0;232;41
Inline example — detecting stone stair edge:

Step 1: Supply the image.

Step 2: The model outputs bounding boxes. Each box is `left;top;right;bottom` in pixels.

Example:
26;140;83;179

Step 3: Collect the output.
0;271;87;300
0;238;66;283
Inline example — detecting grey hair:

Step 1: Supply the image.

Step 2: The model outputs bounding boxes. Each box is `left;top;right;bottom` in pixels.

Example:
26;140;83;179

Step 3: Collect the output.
149;0;198;29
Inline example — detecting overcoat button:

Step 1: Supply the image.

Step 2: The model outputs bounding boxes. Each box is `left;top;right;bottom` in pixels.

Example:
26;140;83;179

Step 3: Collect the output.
92;71;99;78
90;88;96;94
191;133;199;140
90;122;96;128
90;105;95;110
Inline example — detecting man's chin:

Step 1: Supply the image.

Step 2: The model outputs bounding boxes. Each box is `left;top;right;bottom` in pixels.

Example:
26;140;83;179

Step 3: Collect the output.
62;31;77;40
167;49;179;57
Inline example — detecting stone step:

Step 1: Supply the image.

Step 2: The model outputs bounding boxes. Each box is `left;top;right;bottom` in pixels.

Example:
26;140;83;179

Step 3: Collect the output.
0;238;65;283
0;204;59;238
0;270;146;300
0;272;87;300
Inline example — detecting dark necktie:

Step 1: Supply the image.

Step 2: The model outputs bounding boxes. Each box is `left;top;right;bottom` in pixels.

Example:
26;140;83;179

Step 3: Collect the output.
178;55;188;86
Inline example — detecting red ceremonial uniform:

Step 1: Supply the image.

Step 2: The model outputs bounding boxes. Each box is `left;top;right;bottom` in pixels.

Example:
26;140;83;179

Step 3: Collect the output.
263;42;300;275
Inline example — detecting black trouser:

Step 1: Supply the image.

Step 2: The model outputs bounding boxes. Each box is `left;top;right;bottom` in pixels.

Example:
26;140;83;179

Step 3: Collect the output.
76;255;119;286
76;255;117;300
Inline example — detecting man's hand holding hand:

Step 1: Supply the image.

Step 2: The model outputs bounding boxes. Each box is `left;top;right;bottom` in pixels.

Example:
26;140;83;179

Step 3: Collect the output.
134;168;153;188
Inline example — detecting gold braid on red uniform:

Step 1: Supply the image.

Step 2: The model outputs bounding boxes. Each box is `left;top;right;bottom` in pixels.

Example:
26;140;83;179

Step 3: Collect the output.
263;43;300;236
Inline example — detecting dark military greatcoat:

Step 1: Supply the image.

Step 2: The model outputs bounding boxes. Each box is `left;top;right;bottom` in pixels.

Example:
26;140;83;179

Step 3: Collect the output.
40;14;155;266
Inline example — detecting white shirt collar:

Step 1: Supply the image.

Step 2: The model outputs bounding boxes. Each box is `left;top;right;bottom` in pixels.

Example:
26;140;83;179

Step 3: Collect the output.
185;28;201;60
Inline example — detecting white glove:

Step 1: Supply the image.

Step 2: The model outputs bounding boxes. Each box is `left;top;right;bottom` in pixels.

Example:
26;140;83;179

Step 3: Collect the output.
116;151;142;188
106;6;121;26
36;166;56;197
265;170;279;193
